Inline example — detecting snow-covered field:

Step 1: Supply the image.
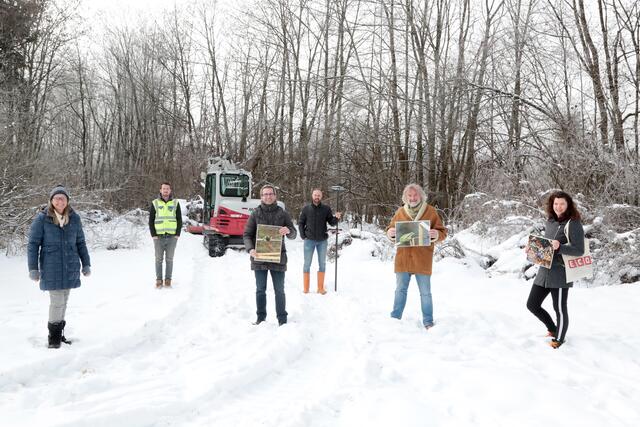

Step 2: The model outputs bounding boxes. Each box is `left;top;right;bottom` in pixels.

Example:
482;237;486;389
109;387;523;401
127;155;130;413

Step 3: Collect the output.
1;230;639;427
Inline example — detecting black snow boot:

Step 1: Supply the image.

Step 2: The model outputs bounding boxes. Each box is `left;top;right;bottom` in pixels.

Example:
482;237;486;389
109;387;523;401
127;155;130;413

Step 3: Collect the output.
47;322;63;349
60;320;72;345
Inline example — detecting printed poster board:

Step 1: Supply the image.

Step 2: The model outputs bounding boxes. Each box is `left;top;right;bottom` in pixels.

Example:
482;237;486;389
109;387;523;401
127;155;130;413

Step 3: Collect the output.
255;224;282;263
526;235;554;269
395;220;431;247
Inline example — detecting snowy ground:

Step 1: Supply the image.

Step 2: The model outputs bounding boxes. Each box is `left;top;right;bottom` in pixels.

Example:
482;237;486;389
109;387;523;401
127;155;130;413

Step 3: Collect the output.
1;230;639;427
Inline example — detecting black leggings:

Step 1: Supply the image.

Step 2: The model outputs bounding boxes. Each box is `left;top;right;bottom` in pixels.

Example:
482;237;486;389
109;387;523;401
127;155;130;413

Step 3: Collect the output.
526;285;569;342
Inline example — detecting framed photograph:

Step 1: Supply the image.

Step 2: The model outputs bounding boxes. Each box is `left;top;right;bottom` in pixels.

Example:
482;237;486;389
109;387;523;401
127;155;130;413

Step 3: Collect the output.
526;235;554;269
395;220;431;247
255;224;283;263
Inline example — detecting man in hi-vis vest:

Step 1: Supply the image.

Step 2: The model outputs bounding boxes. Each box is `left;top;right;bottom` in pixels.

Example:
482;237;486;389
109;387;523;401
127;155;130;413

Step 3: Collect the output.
149;182;182;288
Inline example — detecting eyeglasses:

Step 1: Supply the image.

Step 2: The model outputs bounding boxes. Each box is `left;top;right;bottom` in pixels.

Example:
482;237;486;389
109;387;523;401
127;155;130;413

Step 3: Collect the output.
262;192;275;196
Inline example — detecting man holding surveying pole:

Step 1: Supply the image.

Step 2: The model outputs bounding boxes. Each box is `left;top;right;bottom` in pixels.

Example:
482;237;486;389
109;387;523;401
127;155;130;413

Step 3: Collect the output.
298;189;342;294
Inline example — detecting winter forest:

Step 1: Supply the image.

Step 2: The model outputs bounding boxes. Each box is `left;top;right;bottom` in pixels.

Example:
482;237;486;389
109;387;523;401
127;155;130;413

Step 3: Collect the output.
2;0;639;215
3;0;640;277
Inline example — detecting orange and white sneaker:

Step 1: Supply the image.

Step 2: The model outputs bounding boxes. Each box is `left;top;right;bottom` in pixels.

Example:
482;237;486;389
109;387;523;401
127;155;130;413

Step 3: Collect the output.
549;339;563;349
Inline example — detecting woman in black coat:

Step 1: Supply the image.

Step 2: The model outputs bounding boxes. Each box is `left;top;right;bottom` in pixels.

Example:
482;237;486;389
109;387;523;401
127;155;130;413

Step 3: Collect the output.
527;190;585;349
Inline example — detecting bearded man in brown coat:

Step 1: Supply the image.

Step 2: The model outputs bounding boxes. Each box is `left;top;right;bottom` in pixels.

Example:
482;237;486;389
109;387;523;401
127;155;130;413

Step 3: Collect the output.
386;183;447;329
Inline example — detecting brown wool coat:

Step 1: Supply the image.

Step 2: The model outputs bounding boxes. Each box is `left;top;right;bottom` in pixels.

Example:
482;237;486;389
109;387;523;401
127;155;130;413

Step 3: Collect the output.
387;204;447;275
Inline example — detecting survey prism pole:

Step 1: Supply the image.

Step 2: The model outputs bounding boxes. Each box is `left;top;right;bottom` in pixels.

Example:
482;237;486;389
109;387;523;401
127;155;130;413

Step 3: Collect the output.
330;185;346;292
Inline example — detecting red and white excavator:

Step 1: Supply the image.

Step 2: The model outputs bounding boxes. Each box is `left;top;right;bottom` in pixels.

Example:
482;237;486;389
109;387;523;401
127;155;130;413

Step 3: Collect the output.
187;157;261;257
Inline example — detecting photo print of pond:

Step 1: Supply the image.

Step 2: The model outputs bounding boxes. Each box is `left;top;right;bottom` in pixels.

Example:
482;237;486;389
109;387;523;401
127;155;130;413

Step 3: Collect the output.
395;220;431;247
255;224;283;262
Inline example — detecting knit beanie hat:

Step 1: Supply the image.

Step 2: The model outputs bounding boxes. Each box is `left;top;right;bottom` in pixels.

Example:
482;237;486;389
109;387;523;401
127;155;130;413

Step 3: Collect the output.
49;185;69;201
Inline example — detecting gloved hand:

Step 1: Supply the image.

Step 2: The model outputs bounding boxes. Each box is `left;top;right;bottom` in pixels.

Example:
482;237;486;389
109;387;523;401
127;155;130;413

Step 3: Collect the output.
82;266;91;277
29;270;40;281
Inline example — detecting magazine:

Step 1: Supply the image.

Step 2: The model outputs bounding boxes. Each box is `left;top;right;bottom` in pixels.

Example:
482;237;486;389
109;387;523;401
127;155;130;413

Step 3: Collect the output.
526;235;554;269
395;220;431;247
255;224;283;263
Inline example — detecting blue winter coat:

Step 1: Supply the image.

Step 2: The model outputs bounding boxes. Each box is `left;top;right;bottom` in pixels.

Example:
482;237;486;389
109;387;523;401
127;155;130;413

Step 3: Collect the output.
27;208;91;291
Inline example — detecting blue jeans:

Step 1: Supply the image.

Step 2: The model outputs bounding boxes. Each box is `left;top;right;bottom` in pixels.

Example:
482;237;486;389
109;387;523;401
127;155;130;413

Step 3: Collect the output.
390;273;433;327
303;239;328;273
255;270;287;322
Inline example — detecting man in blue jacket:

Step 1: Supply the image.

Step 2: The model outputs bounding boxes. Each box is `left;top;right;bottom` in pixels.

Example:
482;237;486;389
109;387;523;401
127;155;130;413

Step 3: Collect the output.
298;189;341;294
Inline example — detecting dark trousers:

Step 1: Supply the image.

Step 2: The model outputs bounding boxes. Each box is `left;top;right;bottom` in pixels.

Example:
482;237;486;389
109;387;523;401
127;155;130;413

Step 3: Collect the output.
255;270;287;322
526;285;569;342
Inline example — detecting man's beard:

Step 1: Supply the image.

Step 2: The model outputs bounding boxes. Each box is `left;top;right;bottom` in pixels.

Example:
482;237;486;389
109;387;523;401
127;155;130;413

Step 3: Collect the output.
408;200;422;208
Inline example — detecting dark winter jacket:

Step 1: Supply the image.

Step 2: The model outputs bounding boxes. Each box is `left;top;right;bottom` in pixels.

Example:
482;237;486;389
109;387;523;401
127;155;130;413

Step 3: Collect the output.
149;195;182;237
243;202;297;271
533;218;585;288
27;208;91;291
298;202;338;241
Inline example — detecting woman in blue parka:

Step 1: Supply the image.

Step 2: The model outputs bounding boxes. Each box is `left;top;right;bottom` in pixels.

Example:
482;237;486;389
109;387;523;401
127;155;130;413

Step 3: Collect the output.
28;185;91;348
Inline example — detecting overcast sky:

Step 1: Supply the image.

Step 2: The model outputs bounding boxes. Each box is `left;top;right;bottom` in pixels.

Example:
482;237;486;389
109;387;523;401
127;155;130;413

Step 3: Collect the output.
80;0;189;17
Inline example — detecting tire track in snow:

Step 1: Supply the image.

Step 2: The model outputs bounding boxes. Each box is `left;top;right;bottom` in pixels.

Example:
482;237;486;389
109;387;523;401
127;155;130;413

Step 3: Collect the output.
1;236;366;426
3;235;640;426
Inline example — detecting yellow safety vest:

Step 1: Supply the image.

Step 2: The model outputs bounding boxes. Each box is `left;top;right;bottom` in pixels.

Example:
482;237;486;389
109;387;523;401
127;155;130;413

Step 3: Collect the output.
153;198;178;235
